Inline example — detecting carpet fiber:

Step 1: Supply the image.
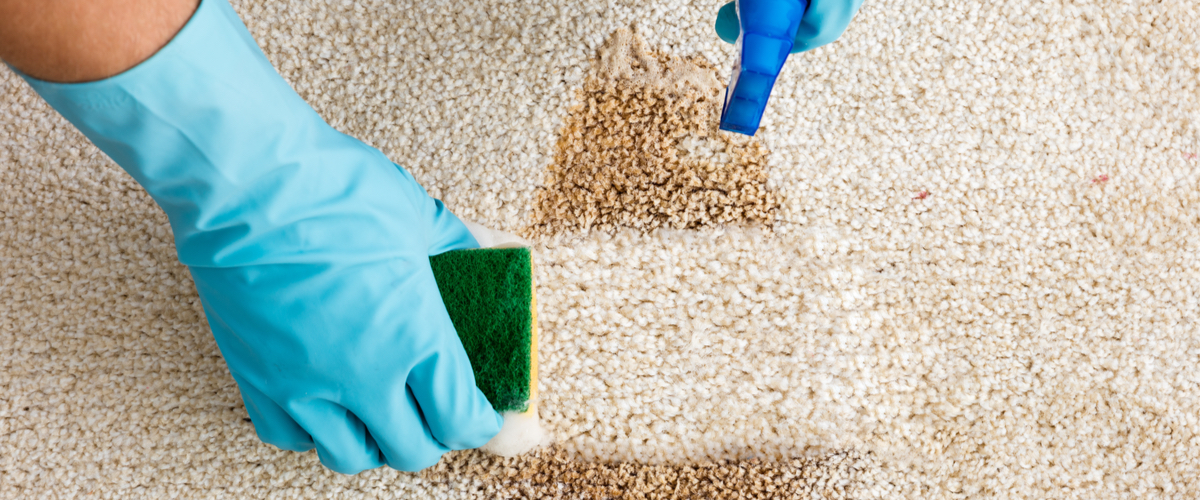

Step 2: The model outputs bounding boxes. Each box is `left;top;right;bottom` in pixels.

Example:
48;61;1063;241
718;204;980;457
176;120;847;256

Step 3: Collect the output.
3;0;1200;498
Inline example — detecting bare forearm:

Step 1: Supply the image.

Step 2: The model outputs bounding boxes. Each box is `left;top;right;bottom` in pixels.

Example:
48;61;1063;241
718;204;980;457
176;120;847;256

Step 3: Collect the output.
0;0;198;83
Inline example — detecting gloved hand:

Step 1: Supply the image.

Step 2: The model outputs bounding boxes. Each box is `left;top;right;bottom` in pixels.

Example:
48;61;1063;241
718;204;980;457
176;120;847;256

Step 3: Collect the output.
714;0;864;54
15;0;501;474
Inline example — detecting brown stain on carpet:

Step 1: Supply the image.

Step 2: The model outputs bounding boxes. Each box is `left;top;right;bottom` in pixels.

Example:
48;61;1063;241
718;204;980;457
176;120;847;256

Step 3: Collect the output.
529;29;778;237
424;446;874;499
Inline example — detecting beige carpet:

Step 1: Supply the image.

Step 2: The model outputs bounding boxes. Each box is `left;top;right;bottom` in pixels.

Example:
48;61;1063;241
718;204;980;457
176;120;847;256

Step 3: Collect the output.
3;0;1200;497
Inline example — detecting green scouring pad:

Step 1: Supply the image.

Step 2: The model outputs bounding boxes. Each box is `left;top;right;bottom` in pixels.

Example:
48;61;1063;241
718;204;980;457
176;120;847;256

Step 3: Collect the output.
430;247;538;415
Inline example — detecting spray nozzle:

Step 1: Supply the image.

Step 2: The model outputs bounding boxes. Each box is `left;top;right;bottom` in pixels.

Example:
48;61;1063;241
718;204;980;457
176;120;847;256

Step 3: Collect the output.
719;0;808;135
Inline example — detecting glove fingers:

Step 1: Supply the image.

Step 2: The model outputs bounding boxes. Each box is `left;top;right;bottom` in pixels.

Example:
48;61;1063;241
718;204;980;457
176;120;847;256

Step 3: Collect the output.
406;336;504;450
425;198;479;254
355;384;454;472
388;163;479;254
714;1;740;44
793;0;864;53
713;0;863;53
288;400;387;475
233;373;315;453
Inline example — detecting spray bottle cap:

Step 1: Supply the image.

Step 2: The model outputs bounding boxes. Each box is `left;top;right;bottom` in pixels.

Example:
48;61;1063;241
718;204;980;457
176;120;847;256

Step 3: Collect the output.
719;0;808;135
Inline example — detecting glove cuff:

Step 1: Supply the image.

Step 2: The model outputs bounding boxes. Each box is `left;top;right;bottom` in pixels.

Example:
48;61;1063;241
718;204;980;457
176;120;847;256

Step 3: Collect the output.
15;0;406;267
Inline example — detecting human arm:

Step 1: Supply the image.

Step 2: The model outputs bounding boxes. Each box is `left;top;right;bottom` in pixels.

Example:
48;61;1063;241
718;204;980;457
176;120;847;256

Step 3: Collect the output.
0;0;502;473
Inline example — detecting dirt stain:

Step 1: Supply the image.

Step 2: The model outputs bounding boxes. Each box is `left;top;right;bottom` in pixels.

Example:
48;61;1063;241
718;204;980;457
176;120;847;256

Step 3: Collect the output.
424;446;874;499
529;29;778;237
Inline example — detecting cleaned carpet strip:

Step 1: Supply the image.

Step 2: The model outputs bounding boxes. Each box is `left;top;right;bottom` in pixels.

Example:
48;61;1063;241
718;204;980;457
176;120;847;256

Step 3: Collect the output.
2;0;1198;498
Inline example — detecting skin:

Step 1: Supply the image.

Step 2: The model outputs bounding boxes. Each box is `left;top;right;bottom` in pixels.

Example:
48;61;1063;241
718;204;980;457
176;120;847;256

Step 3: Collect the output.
0;0;198;83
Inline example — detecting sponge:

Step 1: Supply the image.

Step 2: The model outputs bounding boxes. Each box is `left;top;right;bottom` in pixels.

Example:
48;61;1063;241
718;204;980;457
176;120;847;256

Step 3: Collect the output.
430;247;538;415
430;221;551;456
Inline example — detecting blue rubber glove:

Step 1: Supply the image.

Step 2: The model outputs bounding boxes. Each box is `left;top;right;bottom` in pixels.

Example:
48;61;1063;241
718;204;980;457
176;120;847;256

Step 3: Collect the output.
14;0;502;474
715;0;863;53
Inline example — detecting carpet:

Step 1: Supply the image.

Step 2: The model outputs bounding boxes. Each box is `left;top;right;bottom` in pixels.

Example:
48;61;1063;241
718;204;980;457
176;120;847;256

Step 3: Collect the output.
3;0;1199;497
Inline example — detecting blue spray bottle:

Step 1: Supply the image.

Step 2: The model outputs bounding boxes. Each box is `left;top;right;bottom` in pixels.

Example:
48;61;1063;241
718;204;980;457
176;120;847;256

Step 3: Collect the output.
718;0;808;135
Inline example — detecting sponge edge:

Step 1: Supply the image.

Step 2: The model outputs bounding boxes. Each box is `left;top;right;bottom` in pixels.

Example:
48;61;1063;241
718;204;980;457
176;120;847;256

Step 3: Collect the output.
461;220;552;456
481;409;554;457
463;220;530;249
